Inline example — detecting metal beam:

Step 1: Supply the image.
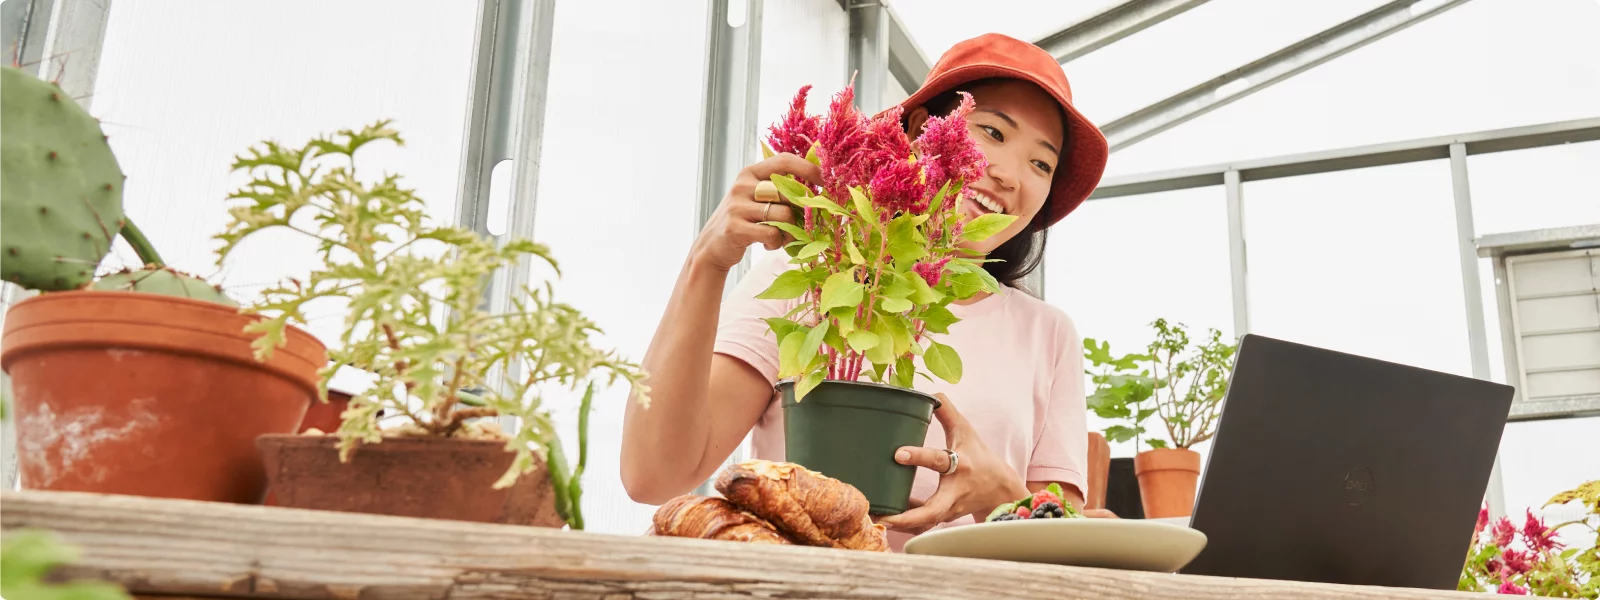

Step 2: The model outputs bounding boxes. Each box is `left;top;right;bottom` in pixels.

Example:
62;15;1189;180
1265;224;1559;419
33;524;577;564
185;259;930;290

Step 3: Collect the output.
1100;0;1473;152
2;0;51;71
1034;0;1211;64
847;1;889;113
1224;169;1249;336
1090;117;1600;200
1447;142;1505;519
883;1;928;96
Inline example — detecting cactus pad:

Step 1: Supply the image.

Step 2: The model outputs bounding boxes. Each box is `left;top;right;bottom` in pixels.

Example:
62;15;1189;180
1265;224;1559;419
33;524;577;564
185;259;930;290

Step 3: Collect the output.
91;266;237;306
1;66;125;291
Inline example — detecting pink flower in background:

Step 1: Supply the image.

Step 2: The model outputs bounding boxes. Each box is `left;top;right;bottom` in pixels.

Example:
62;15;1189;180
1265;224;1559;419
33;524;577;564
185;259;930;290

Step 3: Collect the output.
869;158;924;214
1500;548;1533;576
1492;516;1517;548
766;85;821;157
912;257;951;287
1496;581;1528;595
914;92;987;197
1475;507;1489;536
1521;510;1563;554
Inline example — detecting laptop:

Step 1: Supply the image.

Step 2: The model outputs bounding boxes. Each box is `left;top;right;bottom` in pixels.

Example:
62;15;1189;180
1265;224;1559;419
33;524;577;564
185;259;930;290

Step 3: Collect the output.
1179;334;1514;590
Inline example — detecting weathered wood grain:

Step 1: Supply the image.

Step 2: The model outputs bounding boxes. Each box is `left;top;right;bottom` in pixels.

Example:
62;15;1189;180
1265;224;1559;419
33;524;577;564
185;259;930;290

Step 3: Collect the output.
4;491;1478;600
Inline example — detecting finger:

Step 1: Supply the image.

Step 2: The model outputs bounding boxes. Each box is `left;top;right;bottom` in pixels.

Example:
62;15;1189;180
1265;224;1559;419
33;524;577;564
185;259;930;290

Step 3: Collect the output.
735;221;786;252
743;201;796;226
879;495;955;533
1083;508;1120;519
894;446;952;474
930;393;974;444
747;153;823;187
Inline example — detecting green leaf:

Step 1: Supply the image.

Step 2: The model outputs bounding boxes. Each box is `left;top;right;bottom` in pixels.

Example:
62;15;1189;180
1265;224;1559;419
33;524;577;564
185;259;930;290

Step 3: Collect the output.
866;318;896;365
819;271;865;313
924;341;962;384
887;315;912;356
778;331;805;378
918;304;958;334
850;187;878;226
907;341;924;356
764;317;803;341
794;368;825;401
958;213;1019;243
888;231;928;264
831;307;857;336
845;235;866;264
946;271;983;299
883;274;916;299
880;296;913;313
771;174;811;203
847;331;880;352
1103;425;1140;443
893;356;916;388
762;220;811;243
797;321;830;369
792;193;846;215
823;325;848;354
757;269;812;300
760;140;775;159
805;143;820;165
796;240;831;259
908;271;945;304
1146;439;1169;449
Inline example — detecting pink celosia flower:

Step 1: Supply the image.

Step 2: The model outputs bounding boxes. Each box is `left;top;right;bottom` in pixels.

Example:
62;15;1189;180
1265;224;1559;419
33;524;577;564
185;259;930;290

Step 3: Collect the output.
864;105;911;173
1475;507;1490;536
1492;516;1517;548
767;85;821;157
914;92;987;198
816;85;869;201
1500;548;1533;576
1496;581;1528;595
912;257;952;287
1522;510;1563;554
1486;557;1503;574
869;158;924;214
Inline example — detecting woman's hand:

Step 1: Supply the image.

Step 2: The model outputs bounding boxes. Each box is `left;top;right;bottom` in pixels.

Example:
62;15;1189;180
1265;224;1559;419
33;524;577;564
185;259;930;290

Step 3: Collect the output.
877;393;1032;535
689;153;820;273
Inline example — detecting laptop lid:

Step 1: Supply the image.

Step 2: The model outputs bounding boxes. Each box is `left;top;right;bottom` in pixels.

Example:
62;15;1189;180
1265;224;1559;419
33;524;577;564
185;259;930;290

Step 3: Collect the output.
1180;335;1514;590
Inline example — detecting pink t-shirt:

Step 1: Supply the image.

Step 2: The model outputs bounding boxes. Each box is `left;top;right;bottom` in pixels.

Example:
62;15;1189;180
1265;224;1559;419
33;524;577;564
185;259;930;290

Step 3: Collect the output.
713;252;1088;551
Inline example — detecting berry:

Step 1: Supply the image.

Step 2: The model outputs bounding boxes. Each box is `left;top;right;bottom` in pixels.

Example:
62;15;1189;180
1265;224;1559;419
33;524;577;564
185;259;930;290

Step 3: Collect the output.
991;513;1020;522
1014;506;1031;518
1031;489;1062;509
1032;502;1064;519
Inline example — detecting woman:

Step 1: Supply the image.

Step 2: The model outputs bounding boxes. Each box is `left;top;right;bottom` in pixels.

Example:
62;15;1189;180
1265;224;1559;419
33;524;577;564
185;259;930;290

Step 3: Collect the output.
622;33;1111;548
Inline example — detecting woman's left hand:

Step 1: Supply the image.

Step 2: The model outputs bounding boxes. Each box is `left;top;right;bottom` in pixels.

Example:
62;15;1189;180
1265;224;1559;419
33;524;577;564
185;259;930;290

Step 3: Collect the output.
877;393;1032;535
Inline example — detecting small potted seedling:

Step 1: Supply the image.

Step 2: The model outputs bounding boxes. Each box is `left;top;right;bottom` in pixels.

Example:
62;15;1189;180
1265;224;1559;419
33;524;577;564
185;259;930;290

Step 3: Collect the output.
754;84;1014;514
0;66;325;504
234;122;646;528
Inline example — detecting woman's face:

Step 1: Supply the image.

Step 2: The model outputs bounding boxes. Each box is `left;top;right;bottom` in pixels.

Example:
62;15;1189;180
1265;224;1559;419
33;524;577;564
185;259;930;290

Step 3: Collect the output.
909;79;1065;255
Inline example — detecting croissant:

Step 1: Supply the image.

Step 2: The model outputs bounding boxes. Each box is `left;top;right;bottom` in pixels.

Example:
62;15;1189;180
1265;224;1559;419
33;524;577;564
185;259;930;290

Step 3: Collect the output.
651;495;794;545
715;460;888;552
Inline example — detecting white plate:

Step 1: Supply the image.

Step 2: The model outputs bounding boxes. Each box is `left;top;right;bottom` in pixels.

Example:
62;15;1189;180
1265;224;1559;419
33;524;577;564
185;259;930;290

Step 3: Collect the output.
902;518;1208;572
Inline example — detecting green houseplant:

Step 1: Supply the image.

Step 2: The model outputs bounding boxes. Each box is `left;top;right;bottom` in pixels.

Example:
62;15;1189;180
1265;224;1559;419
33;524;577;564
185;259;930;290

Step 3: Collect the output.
230;122;646;529
1085;319;1236;518
753;84;1014;514
0;65;326;504
1459;480;1599;596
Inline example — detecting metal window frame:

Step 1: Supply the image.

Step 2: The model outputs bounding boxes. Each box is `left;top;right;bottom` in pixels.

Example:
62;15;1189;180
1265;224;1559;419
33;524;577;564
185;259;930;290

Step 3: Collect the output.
1034;0;1211;64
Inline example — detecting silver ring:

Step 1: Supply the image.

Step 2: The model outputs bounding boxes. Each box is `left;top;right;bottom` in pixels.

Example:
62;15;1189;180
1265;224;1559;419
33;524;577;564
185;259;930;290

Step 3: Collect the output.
941;449;959;475
761;202;773;221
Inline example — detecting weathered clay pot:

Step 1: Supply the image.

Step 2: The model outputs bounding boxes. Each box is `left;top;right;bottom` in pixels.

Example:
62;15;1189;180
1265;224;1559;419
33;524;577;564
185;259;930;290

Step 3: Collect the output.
262;389;354;506
0;291;326;503
1134;447;1202;518
257;434;564;527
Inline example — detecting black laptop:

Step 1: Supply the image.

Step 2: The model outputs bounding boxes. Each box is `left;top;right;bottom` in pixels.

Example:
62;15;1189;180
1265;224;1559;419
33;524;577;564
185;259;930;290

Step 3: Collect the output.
1179;334;1514;590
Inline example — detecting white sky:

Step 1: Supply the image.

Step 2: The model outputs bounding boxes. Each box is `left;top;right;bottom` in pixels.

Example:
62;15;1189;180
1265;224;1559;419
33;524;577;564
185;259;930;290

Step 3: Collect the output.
67;0;1600;534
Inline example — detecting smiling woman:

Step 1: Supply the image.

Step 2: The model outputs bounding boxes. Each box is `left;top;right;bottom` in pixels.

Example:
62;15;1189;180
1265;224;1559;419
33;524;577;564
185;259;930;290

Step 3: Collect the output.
622;32;1111;552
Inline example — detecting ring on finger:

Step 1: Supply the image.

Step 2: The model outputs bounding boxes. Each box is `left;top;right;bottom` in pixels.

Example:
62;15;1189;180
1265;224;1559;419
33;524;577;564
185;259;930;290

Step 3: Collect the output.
754;180;780;203
761;203;773;221
941;449;960;475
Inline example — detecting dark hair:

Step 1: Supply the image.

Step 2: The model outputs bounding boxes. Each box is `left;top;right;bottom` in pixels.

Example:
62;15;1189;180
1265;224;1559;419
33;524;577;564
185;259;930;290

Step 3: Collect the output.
917;79;1064;295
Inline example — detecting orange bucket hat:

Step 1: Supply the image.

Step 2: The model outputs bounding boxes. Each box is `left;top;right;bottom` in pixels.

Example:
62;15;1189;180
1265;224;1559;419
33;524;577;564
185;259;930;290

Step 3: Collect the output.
887;33;1108;228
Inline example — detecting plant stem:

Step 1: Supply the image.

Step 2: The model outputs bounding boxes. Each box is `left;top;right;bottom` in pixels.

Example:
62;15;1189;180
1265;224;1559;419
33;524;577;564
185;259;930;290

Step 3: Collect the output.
118;218;164;267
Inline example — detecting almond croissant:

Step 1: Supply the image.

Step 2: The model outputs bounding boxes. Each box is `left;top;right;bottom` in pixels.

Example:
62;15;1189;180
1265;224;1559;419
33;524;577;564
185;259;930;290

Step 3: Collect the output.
651;495;794;545
714;460;888;552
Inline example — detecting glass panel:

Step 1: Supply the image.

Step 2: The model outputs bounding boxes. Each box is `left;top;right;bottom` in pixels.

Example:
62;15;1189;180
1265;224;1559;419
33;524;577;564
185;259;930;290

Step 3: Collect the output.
1243;160;1473;377
1469;142;1600;237
1496;416;1600;549
1046;187;1233;459
1106;0;1600;176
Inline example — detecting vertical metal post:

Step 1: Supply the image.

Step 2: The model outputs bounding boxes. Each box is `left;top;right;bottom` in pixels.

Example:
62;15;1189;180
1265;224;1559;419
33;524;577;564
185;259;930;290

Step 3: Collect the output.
1450;143;1506;518
1224;170;1250;337
846;1;888;113
692;0;764;496
2;0;115;491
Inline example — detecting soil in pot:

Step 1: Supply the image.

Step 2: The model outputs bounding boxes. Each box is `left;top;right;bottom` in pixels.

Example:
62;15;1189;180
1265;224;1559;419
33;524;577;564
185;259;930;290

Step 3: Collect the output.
1;291;325;503
1104;457;1146;519
778;379;938;515
257;434;564;527
1134;447;1201;519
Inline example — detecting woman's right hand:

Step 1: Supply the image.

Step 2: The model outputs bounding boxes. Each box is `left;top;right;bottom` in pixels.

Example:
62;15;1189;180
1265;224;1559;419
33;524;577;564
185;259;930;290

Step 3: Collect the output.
690;153;821;273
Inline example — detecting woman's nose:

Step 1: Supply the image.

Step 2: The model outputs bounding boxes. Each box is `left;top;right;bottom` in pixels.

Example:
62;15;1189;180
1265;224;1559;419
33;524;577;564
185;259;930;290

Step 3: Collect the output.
985;156;1018;191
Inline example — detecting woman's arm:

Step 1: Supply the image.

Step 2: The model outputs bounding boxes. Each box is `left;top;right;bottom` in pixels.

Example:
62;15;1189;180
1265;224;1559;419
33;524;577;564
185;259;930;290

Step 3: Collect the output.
620;155;819;505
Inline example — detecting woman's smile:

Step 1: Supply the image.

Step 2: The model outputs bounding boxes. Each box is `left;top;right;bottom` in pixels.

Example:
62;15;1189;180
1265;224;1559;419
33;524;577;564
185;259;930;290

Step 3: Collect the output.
962;187;1008;221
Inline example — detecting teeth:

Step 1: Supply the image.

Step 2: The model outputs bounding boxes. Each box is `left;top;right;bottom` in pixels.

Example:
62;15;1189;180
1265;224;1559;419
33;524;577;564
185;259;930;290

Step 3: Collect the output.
974;193;1005;215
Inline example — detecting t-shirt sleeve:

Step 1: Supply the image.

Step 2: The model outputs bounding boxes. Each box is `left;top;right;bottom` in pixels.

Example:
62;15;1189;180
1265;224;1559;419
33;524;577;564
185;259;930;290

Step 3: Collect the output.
713;252;794;384
1026;314;1089;500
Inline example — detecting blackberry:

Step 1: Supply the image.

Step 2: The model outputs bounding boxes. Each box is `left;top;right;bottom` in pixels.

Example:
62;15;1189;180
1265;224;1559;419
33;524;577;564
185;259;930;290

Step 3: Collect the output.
991;513;1021;522
1033;502;1064;519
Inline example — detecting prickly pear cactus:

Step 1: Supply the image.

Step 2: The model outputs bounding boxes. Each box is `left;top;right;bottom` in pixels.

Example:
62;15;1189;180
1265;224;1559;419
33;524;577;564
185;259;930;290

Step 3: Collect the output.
0;66;126;291
91;266;237;306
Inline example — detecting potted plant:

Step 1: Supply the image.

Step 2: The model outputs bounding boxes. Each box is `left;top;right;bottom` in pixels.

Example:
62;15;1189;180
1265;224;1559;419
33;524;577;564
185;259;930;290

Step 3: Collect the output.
1085;319;1236;518
0;66;326;504
753;84;1013;515
1459;480;1598;596
230;122;646;529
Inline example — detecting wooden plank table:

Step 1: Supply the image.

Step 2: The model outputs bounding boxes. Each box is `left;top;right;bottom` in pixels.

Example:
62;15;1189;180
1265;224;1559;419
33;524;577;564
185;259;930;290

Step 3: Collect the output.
2;490;1479;600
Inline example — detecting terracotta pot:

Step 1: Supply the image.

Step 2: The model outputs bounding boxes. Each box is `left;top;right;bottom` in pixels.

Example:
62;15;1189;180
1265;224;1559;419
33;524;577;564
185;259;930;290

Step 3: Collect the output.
1;291;326;503
1134;448;1201;518
262;389;353;507
257;434;564;527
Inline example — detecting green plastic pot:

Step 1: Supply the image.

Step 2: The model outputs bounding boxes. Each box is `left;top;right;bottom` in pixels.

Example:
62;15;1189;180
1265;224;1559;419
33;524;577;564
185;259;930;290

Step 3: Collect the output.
778;379;940;515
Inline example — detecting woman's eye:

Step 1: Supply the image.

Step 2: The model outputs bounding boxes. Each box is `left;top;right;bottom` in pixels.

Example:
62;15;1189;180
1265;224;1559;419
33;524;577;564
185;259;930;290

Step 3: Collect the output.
1033;160;1055;174
980;125;1003;142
